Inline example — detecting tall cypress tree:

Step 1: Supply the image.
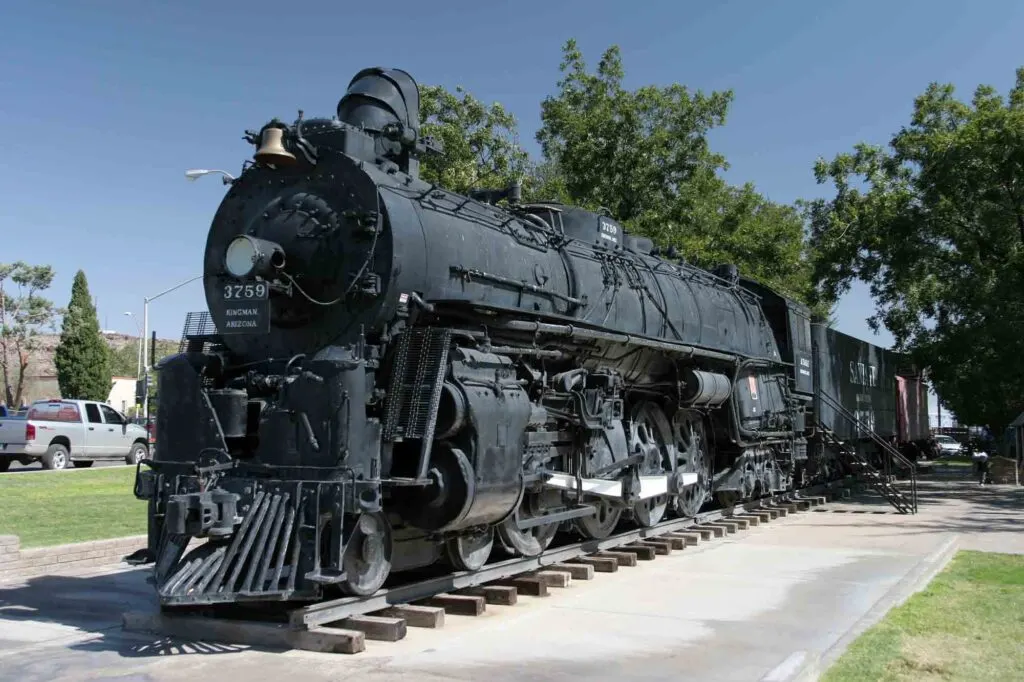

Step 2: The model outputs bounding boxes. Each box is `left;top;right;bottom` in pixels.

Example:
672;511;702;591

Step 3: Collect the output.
54;270;111;401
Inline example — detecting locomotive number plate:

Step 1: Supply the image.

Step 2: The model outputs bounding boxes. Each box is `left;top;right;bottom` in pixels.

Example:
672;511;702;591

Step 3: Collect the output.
220;281;270;334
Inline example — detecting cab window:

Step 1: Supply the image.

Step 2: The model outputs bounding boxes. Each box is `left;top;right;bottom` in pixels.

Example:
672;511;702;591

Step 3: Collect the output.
99;405;124;424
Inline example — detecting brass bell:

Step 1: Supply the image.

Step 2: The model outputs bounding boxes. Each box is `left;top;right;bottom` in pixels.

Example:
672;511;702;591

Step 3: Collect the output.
254;127;297;166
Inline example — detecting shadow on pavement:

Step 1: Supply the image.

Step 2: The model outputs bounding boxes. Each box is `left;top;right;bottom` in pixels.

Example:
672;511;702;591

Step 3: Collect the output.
802;476;1024;541
0;568;277;659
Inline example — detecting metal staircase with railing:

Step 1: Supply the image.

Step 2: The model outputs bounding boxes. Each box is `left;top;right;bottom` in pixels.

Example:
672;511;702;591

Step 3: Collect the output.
816;392;918;514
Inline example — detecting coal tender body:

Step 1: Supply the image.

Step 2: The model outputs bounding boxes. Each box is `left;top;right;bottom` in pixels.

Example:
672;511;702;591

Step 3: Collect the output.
133;67;823;610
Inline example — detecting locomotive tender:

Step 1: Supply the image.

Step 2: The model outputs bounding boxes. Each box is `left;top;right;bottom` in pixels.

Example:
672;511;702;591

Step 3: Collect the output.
133;66;921;609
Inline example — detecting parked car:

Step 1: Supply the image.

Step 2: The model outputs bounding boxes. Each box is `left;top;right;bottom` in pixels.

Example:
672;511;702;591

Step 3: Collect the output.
0;399;150;471
933;434;965;457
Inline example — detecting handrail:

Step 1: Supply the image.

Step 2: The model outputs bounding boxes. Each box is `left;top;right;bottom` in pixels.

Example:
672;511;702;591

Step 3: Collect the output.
817;391;918;514
817;392;917;470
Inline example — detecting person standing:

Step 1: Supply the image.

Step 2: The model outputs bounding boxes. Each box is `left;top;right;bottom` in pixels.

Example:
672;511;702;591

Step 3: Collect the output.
972;448;990;485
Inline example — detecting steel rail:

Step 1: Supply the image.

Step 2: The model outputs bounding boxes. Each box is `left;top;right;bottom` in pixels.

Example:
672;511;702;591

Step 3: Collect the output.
289;478;853;628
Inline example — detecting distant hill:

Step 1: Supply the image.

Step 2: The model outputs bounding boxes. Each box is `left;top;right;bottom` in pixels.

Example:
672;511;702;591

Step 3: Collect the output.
11;332;178;405
25;333;178;379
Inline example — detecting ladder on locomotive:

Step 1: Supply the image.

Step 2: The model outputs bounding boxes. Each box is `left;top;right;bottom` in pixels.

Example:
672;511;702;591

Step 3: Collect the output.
816;392;919;514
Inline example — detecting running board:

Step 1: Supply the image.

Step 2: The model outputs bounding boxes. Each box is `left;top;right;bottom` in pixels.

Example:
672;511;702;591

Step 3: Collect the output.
542;472;699;501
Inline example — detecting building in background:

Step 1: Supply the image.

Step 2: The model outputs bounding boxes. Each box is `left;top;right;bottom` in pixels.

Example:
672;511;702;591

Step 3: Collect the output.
107;376;136;414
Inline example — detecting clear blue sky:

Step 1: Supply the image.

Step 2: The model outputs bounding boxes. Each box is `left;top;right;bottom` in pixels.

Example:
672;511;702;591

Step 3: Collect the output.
2;1;1022;420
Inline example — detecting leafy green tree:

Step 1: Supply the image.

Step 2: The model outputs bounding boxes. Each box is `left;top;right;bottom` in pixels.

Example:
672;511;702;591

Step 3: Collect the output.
418;84;530;195
535;39;823;311
54;270;111;401
108;338;177;379
410;43;823;314
536;39;732;226
107;342;141;378
0;262;58;407
806;68;1024;431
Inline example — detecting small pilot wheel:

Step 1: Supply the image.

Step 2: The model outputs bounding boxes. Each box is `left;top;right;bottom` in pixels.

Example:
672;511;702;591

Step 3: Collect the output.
339;512;393;597
574;498;623;539
445;526;494;571
497;492;561;557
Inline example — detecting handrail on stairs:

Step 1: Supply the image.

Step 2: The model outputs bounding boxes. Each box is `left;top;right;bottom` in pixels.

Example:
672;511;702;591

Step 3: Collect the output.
817;391;918;514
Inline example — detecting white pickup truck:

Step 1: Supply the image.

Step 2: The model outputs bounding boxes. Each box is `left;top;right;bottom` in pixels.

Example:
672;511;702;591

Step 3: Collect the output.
0;399;150;471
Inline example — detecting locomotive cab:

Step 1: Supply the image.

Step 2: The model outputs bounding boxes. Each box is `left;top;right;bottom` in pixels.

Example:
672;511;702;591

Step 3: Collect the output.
740;278;814;400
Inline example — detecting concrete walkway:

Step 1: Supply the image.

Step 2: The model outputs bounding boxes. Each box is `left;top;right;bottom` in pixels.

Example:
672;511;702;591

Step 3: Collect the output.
0;476;1020;682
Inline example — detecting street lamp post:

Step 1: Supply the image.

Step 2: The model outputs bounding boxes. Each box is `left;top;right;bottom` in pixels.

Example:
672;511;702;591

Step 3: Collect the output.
135;168;234;420
123;311;143;378
185;169;236;184
141;274;204;420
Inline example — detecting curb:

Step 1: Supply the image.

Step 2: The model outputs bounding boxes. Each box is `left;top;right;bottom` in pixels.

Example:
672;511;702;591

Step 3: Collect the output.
762;534;961;682
0;534;148;582
0;463;135;476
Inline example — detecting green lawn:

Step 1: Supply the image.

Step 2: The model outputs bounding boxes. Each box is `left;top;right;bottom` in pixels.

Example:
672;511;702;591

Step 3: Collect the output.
823;550;1024;682
0;466;147;548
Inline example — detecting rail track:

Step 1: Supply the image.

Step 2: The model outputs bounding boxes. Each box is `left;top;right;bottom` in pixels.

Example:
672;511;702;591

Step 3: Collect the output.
122;477;862;654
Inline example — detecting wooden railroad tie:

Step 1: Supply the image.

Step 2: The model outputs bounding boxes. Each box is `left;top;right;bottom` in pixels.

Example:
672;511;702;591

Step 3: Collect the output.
567;555;619;572
655;535;687;550
594;550;638;567
421;593;486;616
551;562;596;580
527;569;573;588
618;543;658;560
494;576;549;597
332;615;406;642
722;516;751;530
636;539;674;555
695;524;726;538
688;527;716;540
458;585;519;606
701;521;738;534
665;531;701;546
374;604;445;629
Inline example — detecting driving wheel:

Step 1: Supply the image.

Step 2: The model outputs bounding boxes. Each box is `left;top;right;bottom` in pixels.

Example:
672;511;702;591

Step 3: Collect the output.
672;409;712;518
628;401;674;527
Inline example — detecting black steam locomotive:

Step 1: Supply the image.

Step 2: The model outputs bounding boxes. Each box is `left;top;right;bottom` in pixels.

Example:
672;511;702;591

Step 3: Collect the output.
132;67;923;608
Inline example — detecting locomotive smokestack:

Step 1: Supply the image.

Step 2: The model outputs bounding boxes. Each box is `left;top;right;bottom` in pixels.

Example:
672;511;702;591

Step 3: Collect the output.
338;67;422;176
337;67;420;134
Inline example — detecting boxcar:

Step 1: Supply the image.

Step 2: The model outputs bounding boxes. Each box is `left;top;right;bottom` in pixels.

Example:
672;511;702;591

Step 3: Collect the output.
812;324;925;447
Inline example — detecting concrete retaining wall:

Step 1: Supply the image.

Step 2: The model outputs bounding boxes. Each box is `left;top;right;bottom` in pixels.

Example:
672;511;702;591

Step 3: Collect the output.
0;534;146;581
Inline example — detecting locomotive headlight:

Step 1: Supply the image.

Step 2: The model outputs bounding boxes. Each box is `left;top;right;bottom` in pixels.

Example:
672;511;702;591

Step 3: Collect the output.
224;235;286;278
